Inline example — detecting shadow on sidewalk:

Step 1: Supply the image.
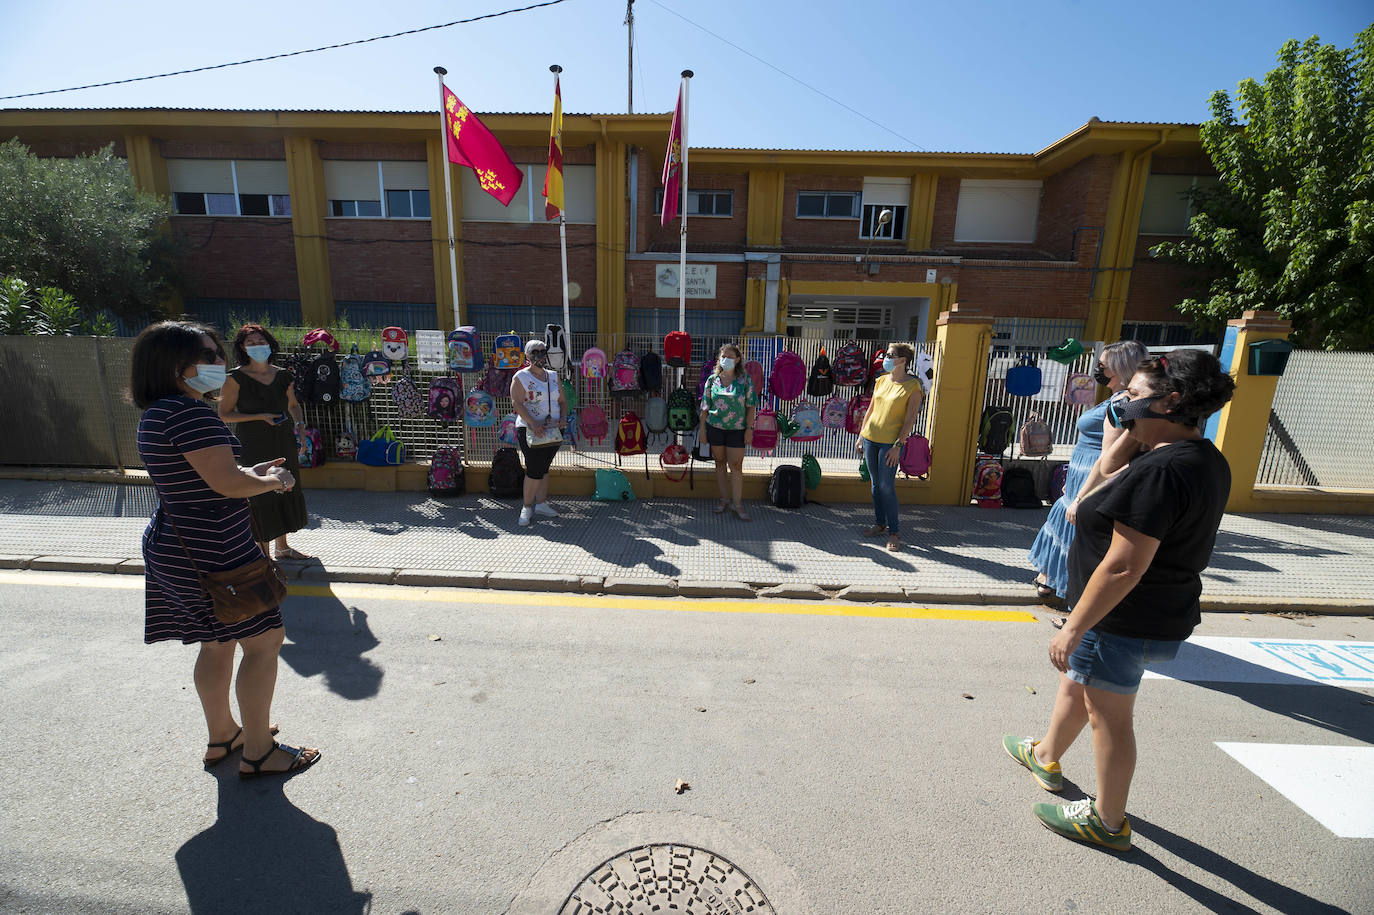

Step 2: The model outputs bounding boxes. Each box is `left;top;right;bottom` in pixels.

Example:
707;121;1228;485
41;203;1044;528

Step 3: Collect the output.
176;769;371;914
279;592;383;701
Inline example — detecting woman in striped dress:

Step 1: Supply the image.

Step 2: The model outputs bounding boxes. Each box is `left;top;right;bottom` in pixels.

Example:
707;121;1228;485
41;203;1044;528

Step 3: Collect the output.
132;321;320;779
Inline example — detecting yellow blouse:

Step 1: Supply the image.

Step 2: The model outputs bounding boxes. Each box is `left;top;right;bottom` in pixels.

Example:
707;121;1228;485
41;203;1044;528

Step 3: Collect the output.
860;375;923;444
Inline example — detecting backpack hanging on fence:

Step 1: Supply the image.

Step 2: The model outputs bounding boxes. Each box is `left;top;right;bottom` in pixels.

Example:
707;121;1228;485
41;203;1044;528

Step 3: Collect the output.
1063;373;1096;406
769;465;806;509
334;426;358;461
1001;467;1041;509
447;326;482;372
659;443;690;483
307;351;340;405
638;350;664;394
899;434;932;479
866;347;888;392
770;350;807;402
845;395;871;436
391;368;425;418
1018;412;1054;457
465;389;496;428
664;330;692;368
298;426;325;468
427;445;465;497
381;326;409;362
566;409;580;451
1049;462;1069;502
593;467;635;502
489;447;524;497
915;350;936;393
791;404;823;442
752;407;779;453
696;359;718;401
561;375;579;409
427;376;462;422
807;348;834;397
362;347;391;383
615;412;650;478
644;396;669;441
581;346;608;385
578;403;609;445
1005;356;1042;397
978;406;1015;455
497;413;519;447
776;410;800;440
284;351;314;403
666;387;697;433
339;344;372;402
821;396;848;432
610;349;641;396
972;456;1004;508
743;359;765;394
544;324;569;371
494;332;523;370
831;342;867;387
479;356;515;400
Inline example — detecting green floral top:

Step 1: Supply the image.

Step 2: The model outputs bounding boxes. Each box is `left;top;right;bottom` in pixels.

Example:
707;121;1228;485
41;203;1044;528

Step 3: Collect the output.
703;372;758;431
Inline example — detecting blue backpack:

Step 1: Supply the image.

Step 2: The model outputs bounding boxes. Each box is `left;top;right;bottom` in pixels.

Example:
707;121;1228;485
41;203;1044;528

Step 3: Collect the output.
447;327;482;372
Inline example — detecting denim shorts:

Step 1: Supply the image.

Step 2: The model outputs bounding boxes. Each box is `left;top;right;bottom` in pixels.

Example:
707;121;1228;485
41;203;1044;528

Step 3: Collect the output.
1066;629;1183;695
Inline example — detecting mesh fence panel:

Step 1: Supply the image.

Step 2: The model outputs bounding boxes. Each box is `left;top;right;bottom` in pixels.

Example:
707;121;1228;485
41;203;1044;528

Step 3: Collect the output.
981;343;1103;462
1257;350;1374;489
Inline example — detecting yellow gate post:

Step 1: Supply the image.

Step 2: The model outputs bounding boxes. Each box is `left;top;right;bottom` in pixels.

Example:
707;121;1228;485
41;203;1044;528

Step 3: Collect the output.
1212;310;1293;513
925;304;994;505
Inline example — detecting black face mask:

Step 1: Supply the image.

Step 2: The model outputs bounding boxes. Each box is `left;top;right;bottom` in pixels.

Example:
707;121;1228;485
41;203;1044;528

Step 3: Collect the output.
1092;362;1111;387
1107;394;1196;430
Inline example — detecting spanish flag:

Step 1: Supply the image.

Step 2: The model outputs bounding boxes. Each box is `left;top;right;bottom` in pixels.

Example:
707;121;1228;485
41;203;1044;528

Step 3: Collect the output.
442;85;523;206
543;75;565;220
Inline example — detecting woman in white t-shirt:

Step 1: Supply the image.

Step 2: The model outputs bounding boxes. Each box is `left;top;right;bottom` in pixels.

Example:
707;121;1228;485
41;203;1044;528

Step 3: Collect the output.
509;339;568;527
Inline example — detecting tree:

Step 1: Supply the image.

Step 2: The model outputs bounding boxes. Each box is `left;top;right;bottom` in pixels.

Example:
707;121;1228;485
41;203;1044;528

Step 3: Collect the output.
0;275;115;336
1154;25;1374;350
0;139;183;323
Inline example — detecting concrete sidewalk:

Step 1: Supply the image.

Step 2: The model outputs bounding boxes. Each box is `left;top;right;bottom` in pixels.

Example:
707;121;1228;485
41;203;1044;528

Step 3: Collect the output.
1;479;1372;611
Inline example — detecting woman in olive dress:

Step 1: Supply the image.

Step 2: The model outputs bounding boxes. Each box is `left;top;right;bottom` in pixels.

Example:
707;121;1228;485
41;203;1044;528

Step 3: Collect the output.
218;324;311;560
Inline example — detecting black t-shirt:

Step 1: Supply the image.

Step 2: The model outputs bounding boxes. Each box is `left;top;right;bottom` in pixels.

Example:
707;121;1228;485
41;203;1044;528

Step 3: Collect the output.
1067;438;1231;641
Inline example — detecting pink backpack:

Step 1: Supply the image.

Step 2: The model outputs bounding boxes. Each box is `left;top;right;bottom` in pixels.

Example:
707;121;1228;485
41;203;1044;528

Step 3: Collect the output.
578;404;609;445
845;394;871;435
610;349;640;395
581;347;608;384
752;407;779;453
769;350;807;402
743;360;765;393
899;434;931;478
298;426;325;468
821;395;848;430
973;456;1004;508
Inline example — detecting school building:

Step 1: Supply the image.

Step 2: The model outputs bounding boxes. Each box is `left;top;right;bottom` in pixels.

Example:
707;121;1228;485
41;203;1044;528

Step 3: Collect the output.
1;108;1216;349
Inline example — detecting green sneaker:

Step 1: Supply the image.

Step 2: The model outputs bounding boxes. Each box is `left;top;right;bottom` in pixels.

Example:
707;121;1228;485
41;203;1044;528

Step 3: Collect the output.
1033;799;1132;851
1002;735;1063;792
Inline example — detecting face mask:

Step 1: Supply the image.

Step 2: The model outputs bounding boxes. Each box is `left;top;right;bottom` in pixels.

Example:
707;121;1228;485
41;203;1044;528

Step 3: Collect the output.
1092;362;1111;386
528;349;549;368
1107;394;1194;430
184;363;226;394
246;344;272;364
719;356;736;372
882;356;896;374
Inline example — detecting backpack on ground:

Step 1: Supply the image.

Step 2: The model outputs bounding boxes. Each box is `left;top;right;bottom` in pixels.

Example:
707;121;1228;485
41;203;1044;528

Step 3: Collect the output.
543;324;569;372
497;413;519;447
644;396;669;441
579;404;609;445
769;465;806;509
357;426;404;466
298;426;325;468
1064;373;1096;406
743;360;765;394
807;348;834;397
845;395;871;436
821;396;848;431
1001;466;1041;508
899;434;932;479
447;326;482;372
1005;356;1043;397
1050;462;1069;502
339;344;372;402
831;342;867;387
581;346;608;385
801;453;822;491
791;404;823;442
615;411;650;478
593;467;636;502
659;443;690;483
666;387;697;433
334;425;358;461
972;456;1003;508
427;445;465;497
610;349;641;396
494;332;523;370
680;427;711;490
752;407;779;453
489;447;524;497
769;350;807;402
465;389;496;428
1018;412;1054;457
638;350;664;394
307;351;340;405
978;406;1015;455
664;330;692;368
381;326;408;362
427;376;462;422
391;369;425;418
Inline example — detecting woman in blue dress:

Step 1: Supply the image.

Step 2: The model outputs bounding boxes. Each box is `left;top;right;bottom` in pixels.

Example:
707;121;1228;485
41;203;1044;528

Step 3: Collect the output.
1028;340;1148;601
133;321;321;779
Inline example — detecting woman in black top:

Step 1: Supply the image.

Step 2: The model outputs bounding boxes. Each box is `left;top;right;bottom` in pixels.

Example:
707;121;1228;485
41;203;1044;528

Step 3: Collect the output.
1002;348;1235;851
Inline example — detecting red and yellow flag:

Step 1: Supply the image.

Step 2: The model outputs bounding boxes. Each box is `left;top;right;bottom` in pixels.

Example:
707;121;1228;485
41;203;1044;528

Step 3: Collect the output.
660;85;684;227
543;76;564;221
442;85;523;206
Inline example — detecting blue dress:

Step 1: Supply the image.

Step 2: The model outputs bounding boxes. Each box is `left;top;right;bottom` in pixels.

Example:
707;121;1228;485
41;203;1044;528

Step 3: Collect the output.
1028;396;1119;598
139;396;284;644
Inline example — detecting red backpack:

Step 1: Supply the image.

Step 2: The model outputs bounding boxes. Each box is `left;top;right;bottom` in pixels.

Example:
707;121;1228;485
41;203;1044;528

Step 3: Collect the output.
845;394;871;435
578;404;609;445
769;350;807;402
867;348;888;391
664;331;692;368
615;411;650;478
831;342;867;387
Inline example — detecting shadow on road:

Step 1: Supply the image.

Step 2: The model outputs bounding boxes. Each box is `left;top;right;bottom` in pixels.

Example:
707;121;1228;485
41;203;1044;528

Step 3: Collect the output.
176;769;371;914
279;592;384;701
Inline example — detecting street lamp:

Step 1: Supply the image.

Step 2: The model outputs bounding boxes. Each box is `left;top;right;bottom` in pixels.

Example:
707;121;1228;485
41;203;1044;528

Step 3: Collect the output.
860;208;894;274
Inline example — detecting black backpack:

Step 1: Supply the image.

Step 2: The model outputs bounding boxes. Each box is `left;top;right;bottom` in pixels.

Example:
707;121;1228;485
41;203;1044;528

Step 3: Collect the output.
978;405;1015;455
638;350;664;394
489;447;525;497
768;465;806;509
807;349;834;397
1001;467;1041;508
308;351;340;405
285;351;314;402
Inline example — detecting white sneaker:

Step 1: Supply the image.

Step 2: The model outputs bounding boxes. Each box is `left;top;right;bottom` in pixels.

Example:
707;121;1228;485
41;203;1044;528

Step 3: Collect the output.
518;506;533;527
533;502;558;518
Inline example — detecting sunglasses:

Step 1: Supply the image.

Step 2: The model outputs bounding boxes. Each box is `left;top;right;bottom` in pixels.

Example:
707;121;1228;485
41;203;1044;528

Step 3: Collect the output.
197;347;223;364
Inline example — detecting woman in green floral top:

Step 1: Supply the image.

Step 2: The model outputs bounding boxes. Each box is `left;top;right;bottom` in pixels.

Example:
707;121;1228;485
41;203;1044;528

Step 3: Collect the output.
698;343;758;520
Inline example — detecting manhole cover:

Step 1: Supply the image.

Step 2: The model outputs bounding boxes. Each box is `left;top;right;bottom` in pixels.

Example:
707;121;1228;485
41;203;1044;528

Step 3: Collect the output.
559;843;776;914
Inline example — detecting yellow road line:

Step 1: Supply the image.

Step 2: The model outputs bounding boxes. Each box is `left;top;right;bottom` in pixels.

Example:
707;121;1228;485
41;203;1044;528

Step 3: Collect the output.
0;570;1037;623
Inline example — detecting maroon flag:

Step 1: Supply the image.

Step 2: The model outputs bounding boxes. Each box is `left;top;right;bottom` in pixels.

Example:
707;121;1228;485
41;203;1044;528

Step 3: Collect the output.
660;85;684;227
443;85;523;206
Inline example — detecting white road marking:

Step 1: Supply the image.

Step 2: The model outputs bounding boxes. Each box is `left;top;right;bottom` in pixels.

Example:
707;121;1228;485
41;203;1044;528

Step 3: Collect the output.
1145;636;1374;685
1216;743;1374;839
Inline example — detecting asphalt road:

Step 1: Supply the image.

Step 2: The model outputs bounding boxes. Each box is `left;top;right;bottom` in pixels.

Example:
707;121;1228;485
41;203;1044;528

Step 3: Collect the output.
1;571;1371;914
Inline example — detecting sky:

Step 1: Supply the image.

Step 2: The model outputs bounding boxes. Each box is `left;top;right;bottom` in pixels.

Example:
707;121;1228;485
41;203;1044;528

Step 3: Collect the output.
0;0;1369;154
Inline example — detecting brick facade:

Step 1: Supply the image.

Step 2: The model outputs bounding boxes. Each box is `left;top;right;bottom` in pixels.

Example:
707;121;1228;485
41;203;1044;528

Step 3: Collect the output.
171;216;299;301
461;222;597;309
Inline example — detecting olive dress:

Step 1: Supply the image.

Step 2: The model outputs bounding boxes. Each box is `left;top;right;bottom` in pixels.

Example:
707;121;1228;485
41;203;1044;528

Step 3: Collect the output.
229;367;307;543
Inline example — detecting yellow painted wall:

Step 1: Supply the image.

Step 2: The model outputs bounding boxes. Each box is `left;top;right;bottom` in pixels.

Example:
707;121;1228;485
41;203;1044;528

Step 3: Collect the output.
426;135;465;330
284;136;334;327
596;137;627;337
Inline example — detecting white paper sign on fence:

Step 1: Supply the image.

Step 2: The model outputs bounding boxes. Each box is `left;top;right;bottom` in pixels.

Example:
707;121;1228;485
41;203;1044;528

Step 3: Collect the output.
1035;361;1069;402
415;330;446;372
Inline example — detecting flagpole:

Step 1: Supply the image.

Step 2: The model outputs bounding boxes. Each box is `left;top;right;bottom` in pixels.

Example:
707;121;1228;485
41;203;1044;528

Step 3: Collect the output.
677;69;692;334
434;66;463;329
551;65;571;340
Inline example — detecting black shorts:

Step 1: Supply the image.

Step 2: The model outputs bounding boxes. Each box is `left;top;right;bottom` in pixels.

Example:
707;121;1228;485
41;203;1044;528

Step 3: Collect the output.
706;425;746;448
516;427;557;480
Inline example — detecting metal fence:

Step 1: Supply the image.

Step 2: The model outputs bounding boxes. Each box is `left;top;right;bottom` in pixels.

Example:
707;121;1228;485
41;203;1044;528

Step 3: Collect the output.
1257;350;1374;490
981;342;1103;463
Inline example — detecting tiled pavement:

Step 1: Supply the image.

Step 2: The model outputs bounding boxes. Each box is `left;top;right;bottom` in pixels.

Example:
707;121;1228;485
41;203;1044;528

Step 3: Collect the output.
1;479;1372;609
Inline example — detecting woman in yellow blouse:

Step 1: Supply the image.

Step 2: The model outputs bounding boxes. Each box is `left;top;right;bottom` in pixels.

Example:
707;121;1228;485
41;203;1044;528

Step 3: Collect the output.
855;342;924;551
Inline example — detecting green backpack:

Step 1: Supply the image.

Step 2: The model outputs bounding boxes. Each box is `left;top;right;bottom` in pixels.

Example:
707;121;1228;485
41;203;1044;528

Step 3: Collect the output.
801;453;822;490
776;411;800;440
593;468;636;502
666;386;697;433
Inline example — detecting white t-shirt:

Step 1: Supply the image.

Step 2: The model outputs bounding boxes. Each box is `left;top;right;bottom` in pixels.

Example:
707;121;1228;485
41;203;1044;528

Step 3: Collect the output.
512;367;561;428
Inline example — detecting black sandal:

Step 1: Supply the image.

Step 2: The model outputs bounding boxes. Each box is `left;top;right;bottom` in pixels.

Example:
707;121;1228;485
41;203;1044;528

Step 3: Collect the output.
239;741;321;780
203;724;280;769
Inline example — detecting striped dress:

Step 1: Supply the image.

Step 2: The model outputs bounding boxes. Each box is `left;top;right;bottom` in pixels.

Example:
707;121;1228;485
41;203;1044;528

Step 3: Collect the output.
139;395;283;644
